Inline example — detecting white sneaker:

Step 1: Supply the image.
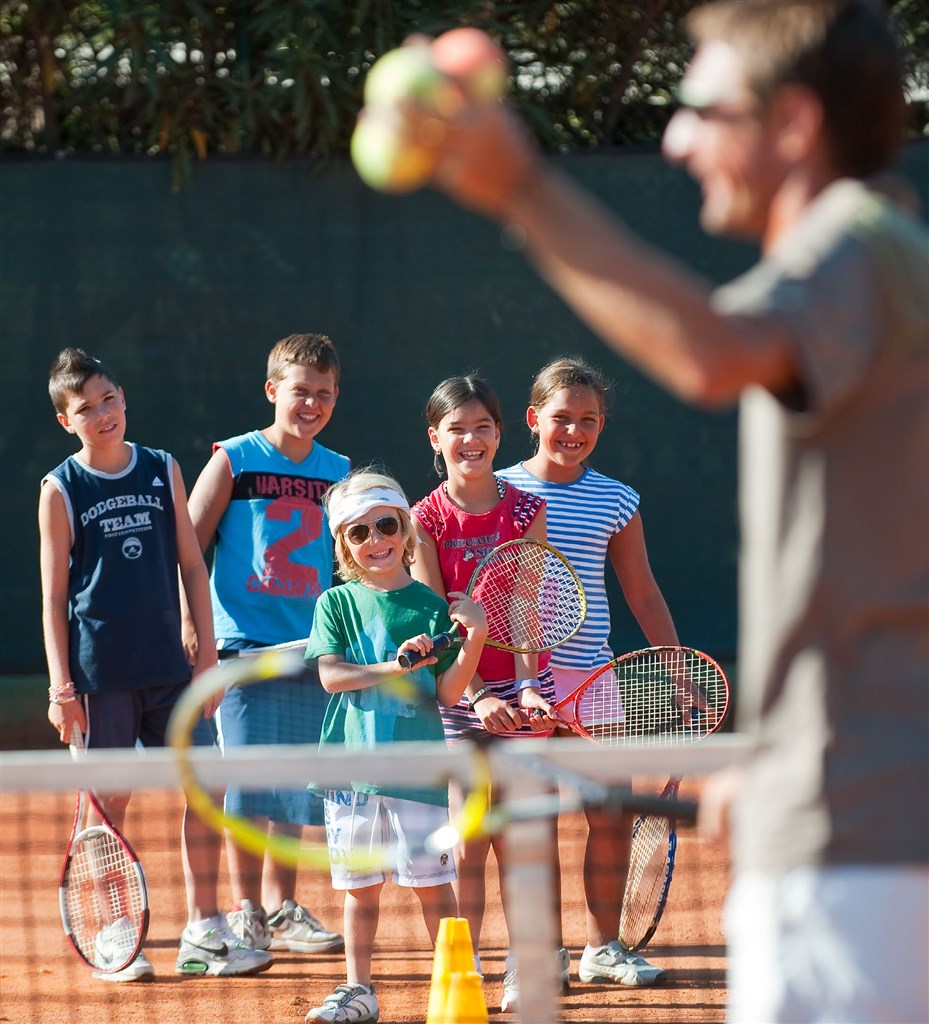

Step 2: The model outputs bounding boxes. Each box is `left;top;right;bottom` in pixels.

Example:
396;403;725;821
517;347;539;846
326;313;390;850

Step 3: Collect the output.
578;940;666;986
175;919;274;977
226;898;272;950
93;950;154;983
306;982;379;1023
93;916;138;970
500;947;570;1011
268;900;344;953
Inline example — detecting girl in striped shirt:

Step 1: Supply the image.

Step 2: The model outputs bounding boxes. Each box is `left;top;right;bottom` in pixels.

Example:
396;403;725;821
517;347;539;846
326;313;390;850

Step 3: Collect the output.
498;356;678;987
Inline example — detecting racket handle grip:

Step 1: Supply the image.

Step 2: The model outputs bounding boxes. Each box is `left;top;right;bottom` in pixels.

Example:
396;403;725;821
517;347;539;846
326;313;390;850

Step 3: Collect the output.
397;631;456;670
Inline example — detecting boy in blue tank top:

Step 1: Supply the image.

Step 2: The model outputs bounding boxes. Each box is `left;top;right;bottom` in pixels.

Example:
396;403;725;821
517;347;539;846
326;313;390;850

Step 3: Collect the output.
183;333;349;957
40;348;272;982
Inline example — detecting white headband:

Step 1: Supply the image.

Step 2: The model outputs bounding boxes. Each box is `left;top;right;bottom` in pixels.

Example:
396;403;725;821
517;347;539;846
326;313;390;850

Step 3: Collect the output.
328;487;410;536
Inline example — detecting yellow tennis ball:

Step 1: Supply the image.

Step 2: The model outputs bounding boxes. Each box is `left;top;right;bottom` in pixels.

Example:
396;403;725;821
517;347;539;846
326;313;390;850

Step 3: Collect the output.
350;109;437;193
363;43;446;109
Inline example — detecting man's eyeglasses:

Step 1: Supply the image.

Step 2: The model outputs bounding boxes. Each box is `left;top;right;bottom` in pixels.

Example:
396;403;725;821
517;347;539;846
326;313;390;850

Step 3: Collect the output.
344;516;401;545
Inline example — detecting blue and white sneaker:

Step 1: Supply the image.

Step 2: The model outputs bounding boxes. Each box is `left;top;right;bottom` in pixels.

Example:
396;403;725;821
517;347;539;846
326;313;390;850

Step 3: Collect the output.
306;982;379;1023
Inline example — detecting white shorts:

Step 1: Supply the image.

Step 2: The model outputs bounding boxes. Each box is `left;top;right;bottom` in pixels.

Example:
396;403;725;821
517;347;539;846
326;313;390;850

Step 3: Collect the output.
324;790;457;891
550;664;622;728
726;865;929;1023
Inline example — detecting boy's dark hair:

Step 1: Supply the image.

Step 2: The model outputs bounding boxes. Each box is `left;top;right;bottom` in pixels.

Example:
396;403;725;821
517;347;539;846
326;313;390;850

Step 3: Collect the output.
424;374;503;478
267;333;341;384
48;348;120;414
687;0;906;178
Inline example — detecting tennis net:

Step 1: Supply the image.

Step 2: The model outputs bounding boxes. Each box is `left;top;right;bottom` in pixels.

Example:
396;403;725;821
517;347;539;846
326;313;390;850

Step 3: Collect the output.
0;734;745;1024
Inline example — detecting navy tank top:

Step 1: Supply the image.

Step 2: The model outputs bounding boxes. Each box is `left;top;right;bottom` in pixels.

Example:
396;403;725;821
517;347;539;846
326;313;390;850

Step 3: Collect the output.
43;444;192;694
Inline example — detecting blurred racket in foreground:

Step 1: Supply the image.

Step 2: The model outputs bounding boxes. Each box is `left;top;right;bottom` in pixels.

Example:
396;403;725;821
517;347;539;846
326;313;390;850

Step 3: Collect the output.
426;742;699;854
399;538;586;668
168;648;444;871
58;728;150;974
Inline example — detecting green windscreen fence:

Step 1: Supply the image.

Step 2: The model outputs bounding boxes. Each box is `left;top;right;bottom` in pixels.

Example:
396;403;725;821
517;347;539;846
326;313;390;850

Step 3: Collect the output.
2;142;926;674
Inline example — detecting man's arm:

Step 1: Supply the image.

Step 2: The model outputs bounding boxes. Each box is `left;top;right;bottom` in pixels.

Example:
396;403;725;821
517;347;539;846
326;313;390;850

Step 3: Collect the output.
428;104;797;406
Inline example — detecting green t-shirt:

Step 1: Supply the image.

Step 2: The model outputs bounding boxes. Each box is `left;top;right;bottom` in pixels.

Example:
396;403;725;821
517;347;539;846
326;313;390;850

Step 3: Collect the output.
305;578;457;806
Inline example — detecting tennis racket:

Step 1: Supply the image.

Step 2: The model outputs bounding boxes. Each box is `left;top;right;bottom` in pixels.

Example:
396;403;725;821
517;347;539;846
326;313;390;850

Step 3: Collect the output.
426;743;698;853
399;538;586;669
551;646;729;745
618;775;680;950
168;647;433;871
58;728;150;974
549;647;728;951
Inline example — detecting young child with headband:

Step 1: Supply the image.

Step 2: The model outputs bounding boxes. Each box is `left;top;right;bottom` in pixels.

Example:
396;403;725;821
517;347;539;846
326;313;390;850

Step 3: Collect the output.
303;469;487;1024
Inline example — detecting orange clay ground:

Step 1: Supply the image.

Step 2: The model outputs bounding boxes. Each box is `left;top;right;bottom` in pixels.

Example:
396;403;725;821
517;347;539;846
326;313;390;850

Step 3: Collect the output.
0;780;728;1024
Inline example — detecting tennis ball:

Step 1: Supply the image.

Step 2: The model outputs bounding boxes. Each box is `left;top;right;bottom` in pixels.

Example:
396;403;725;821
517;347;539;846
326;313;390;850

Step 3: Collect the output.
431;28;508;100
363;43;447;109
350;109;437;193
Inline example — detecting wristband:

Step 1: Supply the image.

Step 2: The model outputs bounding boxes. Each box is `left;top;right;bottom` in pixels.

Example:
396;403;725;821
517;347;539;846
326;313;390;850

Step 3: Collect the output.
515;678;541;691
467;687;492;710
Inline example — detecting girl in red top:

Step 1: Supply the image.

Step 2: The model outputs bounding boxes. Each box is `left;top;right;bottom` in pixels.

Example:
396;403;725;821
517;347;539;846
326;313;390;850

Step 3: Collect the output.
410;375;565;1010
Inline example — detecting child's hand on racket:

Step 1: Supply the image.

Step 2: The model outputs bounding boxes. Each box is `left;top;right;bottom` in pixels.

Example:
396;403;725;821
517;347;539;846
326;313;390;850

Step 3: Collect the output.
396;633;441;671
446;591;488;644
662;649;710;726
48;698;86;745
517;687;557;732
471;691;526;735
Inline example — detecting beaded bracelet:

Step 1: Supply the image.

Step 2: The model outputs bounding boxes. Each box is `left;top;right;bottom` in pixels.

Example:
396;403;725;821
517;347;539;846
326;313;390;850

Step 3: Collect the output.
49;682;78;705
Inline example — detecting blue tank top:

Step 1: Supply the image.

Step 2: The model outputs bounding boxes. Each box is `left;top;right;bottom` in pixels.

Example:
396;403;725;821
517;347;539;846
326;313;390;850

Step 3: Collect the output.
209;431;351;644
43;443;192;694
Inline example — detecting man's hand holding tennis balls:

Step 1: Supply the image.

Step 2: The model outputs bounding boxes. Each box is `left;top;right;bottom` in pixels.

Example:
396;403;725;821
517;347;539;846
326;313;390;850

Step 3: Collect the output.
351;29;520;198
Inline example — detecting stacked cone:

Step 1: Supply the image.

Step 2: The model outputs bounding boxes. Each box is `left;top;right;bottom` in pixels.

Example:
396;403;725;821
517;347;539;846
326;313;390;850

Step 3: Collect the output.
426;917;488;1024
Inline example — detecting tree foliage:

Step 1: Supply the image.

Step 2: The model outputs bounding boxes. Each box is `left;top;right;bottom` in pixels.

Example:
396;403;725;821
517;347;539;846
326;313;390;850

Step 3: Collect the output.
2;0;926;180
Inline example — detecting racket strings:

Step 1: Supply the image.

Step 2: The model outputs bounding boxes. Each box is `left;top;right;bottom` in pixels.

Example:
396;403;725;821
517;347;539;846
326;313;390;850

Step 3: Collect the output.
65;828;145;964
619;813;673;949
473;545;585;650
616;650;726;745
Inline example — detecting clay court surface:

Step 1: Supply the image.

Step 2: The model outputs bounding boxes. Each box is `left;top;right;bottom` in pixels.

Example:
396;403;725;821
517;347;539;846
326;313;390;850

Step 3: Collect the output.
0;777;728;1024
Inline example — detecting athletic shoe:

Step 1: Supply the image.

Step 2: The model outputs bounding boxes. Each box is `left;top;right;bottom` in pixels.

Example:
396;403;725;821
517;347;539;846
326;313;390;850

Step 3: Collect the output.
268;900;344;953
500;947;571;1012
578;941;666;986
94;916;138;970
305;982;379;1023
93;950;155;983
226;898;273;950
175;919;274;976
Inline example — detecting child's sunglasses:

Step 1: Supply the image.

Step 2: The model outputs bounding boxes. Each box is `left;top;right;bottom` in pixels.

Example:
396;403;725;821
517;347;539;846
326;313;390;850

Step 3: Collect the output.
344;515;401;545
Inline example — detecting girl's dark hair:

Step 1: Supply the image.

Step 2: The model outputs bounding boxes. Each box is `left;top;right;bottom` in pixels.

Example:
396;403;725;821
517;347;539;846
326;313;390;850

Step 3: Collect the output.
424;374;503;477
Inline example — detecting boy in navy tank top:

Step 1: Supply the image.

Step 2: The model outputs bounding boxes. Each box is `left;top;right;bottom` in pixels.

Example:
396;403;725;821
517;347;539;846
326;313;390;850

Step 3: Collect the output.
40;348;272;982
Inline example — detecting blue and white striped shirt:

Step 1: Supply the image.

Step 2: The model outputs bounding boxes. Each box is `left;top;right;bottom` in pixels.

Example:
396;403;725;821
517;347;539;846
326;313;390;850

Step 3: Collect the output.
496;463;639;670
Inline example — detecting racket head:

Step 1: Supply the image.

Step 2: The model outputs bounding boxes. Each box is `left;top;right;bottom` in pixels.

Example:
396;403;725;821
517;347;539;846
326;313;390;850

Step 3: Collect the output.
466;538;586;653
167;650;435;872
58;801;150;972
618;777;679;951
555;646;730;747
